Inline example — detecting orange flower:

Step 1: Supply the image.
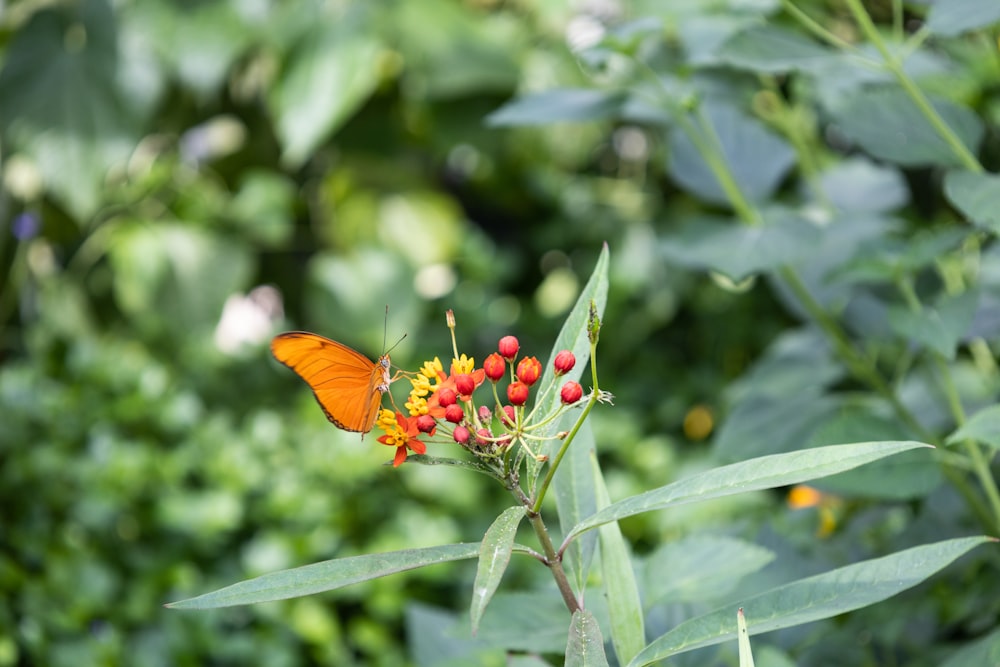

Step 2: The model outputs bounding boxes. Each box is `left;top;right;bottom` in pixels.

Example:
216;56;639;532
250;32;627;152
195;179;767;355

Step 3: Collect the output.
377;411;429;467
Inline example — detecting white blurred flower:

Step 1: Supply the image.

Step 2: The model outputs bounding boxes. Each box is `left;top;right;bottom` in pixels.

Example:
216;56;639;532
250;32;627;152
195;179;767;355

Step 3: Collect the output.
214;285;283;355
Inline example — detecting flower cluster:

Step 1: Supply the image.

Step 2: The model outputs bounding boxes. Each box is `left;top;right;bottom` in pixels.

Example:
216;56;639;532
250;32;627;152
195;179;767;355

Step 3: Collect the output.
376;312;585;467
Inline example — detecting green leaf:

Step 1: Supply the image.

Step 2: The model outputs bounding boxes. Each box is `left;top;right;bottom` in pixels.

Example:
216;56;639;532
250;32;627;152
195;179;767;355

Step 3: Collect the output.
944;171;1000;235
887;290;979;361
167;543;482;609
737;608;755;667
537;243;610;449
713;392;841;460
628;536;994;666
470;506;527;634
403;454;501;478
566;610;610;667
554;423;599;594
486;89;626;126
667;102;796;206
717;25;833;73
833;86;983;167
940;626;1000;667
660;212;824;283
926;0;1000;36
642;536;775;607
817;158;909;213
947;404;1000;450
269;9;383;167
0;0;142;218
592;452;644;665
567;441;931;540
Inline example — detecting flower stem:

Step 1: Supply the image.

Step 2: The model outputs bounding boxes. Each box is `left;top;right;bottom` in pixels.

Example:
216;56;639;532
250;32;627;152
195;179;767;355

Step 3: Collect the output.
527;510;581;613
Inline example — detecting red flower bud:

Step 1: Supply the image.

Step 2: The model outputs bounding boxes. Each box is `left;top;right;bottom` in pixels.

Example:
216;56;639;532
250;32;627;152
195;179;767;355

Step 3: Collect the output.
478;405;492;422
498;335;519;360
516;356;542;386
560;380;583;404
553;350;576;375
437;387;457;407
445;404;465;423
483;352;506;382
475;428;492;445
454;373;475;397
500;405;516;427
453;425;470;444
416;415;437;434
507;381;530;406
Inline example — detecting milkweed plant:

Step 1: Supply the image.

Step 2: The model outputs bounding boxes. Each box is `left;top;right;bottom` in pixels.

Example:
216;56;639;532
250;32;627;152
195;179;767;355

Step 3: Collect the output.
168;246;993;666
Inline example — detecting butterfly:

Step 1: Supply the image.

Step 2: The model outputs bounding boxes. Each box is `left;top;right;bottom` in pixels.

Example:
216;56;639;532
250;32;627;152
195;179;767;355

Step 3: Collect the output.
270;331;392;434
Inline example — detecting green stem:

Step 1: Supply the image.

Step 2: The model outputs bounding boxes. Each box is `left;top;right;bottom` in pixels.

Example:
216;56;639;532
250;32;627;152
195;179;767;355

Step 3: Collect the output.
841;0;983;172
933;355;1000;533
533;338;600;514
527;511;581;613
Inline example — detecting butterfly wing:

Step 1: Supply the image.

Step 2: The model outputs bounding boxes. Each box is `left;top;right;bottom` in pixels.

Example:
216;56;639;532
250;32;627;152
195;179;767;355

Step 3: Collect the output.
271;331;389;433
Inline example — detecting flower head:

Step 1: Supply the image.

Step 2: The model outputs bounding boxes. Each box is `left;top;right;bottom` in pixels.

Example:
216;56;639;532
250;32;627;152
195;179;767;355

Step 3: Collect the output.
553;350;576;375
498;335;519;360
560;380;583;404
507;381;530;406
483;352;506;382
377;411;428;467
516;356;542;386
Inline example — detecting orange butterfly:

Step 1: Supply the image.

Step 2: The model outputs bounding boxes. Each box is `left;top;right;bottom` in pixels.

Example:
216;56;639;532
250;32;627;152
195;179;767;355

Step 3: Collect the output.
270;331;393;434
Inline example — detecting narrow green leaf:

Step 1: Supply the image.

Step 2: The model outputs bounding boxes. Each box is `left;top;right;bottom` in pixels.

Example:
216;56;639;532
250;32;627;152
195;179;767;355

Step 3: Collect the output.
940;625;1000;667
568;441;930;540
404;454;502;478
486;89;626;126
538;243;609;450
566;610;610;667
593;453;644;665
554;423;599;594
629;536;994;666
166;543;482;609
737;608;755;667
947;404;1000;450
944;171;1000;235
471;506;527;634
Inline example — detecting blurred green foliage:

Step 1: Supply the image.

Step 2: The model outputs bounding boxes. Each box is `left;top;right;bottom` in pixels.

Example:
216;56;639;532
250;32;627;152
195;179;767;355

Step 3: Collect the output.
1;0;999;665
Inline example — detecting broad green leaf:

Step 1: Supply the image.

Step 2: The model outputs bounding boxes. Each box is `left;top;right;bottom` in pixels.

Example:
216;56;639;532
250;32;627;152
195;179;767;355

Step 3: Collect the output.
227;170;297;247
713;392;841;460
471;506;527;634
593;453;644;665
628;536;993;666
806;411;941;499
717;25;833;73
554;423;598;594
167;543;482;609
887;290;979;361
460;591;572;654
737;608;755;667
406;602;504;667
724;329;843;405
940;626;1000;667
0;0;142;218
830;228;968;285
833;86;983;167
269;9;383;167
486;89;626;126
660;213;823;283
567;441;930;540
926;0;1000;36
110;222;254;336
566;610;610;667
642;536;775;607
947;404;1000;450
817;158;909;213
667;102;796;206
944;171;1000;235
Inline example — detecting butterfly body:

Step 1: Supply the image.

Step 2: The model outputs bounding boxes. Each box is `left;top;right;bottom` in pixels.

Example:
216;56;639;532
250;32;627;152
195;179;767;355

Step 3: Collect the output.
270;331;391;433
